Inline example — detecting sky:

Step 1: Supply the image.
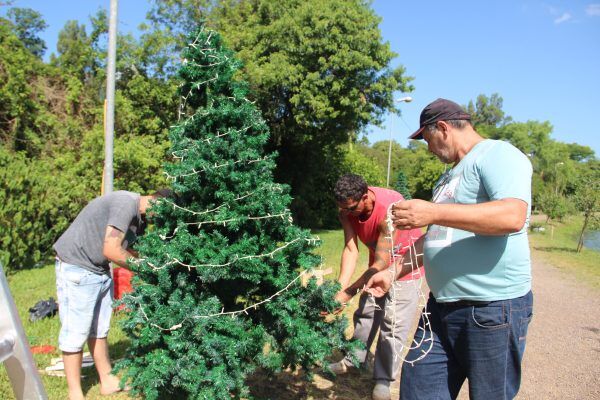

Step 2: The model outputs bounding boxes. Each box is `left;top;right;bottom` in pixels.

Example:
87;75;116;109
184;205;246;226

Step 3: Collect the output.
2;0;599;154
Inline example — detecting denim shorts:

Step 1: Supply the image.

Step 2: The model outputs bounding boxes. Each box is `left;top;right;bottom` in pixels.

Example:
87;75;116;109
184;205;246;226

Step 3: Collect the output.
55;258;113;352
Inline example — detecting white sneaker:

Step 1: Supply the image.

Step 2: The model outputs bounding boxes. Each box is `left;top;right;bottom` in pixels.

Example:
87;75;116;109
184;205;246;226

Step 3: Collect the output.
372;382;391;400
327;359;349;374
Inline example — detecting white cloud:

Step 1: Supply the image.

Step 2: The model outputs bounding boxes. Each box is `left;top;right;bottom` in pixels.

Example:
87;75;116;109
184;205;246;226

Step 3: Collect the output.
554;12;573;24
548;5;560;15
586;4;600;16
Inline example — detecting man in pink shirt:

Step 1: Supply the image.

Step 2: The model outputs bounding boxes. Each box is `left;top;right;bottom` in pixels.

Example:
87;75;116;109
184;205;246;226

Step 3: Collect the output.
329;174;424;400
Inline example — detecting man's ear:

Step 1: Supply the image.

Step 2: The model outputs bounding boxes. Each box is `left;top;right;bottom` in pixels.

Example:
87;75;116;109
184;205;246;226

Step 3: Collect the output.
437;120;450;138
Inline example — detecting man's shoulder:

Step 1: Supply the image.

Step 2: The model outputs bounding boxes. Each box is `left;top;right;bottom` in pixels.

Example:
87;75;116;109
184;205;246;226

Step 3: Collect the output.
108;190;139;198
472;140;531;168
370;187;403;206
105;191;140;204
369;186;402;197
480;139;527;157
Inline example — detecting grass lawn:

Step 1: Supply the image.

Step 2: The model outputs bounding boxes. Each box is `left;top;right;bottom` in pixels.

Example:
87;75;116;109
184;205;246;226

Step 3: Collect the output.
529;214;600;289
1;222;596;399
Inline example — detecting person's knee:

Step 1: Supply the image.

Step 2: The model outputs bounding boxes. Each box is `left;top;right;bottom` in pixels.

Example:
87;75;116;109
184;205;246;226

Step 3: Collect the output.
59;331;88;353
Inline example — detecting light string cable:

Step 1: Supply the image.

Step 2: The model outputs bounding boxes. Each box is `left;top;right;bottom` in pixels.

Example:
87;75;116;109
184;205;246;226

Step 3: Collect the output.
171;125;252;162
159;183;284;217
164;155;270;181
126;268;314;332
157;208;294;241
177;27;226;121
134;236;320;271
375;201;433;368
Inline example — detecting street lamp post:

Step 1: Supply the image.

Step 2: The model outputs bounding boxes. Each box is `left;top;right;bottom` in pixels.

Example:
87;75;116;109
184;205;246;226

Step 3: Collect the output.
386;96;413;187
103;0;118;195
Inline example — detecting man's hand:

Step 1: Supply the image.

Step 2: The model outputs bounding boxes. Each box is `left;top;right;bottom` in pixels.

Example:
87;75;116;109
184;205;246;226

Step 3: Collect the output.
391;199;437;230
365;269;393;298
320;289;354;317
335;290;353;305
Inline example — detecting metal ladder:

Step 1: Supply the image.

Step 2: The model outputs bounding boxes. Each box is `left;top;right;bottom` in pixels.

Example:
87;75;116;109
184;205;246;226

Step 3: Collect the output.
0;262;47;399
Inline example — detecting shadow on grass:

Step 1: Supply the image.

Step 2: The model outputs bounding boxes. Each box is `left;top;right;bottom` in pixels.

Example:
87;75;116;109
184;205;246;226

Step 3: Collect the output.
533;246;578;254
109;338;131;359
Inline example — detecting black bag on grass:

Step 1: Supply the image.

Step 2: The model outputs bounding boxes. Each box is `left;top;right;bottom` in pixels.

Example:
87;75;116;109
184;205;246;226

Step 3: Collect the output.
29;297;58;322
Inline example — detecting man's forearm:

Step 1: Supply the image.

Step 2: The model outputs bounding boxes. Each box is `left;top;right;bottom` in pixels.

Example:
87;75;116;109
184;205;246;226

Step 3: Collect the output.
106;247;136;268
343;267;380;297
395;235;424;280
432;199;527;235
337;250;358;289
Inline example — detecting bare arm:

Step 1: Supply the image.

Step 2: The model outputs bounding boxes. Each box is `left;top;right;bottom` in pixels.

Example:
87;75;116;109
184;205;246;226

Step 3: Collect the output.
395;234;424;279
365;234;425;297
392;198;528;235
340;219;392;300
103;226;136;268
337;214;360;290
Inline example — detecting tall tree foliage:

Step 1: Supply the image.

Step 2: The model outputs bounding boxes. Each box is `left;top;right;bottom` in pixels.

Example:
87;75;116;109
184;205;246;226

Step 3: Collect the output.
466;93;511;132
6;7;47;58
214;0;413;226
117;26;355;399
364;140;443;200
573;161;600;252
394;170;412;200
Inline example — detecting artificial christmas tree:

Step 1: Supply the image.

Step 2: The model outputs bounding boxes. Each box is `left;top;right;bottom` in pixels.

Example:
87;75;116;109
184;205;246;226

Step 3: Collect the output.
116;25;356;399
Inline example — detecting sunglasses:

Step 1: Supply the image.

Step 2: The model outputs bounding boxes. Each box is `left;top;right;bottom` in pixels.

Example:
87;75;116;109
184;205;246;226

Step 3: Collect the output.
339;199;362;212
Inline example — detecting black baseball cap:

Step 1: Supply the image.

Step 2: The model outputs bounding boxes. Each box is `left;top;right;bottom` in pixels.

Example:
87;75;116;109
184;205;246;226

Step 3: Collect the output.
409;98;471;140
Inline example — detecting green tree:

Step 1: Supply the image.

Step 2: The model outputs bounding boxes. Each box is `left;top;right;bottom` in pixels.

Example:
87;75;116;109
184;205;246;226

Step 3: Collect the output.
466;93;511;138
394;170;412;199
573;161;600;252
367;140;410;183
0;146;99;271
117;26;356;399
214;0;413;226
0;19;73;155
135;0;211;78
53;20;94;80
341;143;386;186
564;142;595;162
6;7;47;58
537;189;570;239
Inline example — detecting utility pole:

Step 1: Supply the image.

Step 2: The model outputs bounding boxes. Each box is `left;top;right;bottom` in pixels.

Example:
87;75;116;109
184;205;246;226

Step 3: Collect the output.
386;96;412;187
103;0;118;194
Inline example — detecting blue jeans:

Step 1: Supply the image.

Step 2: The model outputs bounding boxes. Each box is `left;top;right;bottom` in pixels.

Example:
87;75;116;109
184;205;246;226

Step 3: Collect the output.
400;291;533;400
55;259;113;352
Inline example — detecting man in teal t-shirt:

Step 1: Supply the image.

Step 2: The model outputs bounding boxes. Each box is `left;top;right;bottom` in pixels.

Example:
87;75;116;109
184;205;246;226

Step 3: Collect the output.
366;98;533;400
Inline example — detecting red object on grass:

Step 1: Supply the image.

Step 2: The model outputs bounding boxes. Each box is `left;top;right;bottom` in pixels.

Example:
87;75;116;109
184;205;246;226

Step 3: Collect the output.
31;345;56;354
113;267;134;311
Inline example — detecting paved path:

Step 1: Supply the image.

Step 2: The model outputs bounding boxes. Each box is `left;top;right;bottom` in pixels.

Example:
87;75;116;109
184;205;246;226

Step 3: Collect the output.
513;258;600;399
